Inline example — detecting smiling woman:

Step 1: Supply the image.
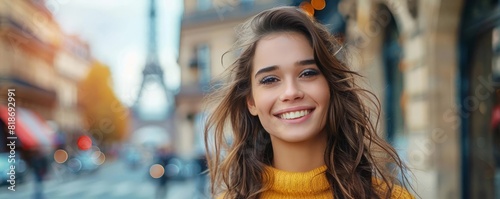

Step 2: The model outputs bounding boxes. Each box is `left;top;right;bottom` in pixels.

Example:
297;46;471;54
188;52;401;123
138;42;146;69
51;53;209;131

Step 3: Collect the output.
204;6;415;199
247;32;331;170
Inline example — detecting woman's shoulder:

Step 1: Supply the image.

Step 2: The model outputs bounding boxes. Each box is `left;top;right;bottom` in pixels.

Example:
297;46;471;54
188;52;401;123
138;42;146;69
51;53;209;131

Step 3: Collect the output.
373;178;414;199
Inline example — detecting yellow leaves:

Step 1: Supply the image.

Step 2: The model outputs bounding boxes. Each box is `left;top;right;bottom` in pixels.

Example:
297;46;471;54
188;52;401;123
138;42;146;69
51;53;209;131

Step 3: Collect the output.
78;61;129;145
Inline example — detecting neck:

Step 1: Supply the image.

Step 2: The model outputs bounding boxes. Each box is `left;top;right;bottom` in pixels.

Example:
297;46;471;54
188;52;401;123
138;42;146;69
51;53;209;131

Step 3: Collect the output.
271;132;327;172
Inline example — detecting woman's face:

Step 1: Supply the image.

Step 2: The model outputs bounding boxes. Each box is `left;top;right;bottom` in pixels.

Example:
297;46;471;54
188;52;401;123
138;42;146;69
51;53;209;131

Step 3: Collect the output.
247;31;330;144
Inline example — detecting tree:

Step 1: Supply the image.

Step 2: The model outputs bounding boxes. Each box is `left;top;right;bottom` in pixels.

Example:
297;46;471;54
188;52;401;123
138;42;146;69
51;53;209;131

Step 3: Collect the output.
78;61;129;147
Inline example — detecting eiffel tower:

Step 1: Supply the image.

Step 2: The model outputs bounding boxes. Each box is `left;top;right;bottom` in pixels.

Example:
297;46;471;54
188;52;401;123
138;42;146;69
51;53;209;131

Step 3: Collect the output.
133;0;174;120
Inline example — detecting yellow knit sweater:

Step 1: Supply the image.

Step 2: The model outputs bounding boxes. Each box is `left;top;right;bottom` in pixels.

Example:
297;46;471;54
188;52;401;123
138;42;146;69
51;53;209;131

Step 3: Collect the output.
218;165;414;199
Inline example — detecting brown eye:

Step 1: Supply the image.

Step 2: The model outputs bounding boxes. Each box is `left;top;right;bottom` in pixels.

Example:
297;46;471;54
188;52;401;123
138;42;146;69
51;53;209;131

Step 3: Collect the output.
259;76;279;85
299;69;319;78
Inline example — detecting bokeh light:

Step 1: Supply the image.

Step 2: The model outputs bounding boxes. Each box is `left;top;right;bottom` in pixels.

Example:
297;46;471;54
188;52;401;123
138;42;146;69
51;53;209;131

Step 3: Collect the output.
92;151;106;165
149;164;165;179
53;149;68;164
91;149;101;159
77;135;92;150
299;1;314;16
311;0;326;10
67;158;82;173
91;145;101;152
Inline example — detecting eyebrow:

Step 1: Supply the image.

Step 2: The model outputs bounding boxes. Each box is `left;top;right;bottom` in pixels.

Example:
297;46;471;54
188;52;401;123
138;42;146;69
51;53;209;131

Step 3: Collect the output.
254;59;316;78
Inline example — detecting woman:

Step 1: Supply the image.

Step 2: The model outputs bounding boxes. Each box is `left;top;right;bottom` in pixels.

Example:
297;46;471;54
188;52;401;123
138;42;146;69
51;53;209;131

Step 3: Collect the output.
204;6;414;199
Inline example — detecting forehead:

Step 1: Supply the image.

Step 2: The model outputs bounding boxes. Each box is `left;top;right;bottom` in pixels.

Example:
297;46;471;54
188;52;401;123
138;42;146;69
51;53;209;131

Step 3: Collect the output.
252;32;314;71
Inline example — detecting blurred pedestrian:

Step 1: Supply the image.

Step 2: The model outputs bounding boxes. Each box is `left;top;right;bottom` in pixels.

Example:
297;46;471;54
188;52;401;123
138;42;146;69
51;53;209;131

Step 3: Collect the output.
491;93;500;198
26;149;49;199
194;154;209;198
203;6;414;199
154;145;174;199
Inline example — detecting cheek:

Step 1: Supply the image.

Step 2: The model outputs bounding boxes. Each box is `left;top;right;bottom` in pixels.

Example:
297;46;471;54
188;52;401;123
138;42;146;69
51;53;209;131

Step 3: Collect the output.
322;90;331;105
320;80;331;103
313;93;330;110
310;80;330;104
253;90;276;114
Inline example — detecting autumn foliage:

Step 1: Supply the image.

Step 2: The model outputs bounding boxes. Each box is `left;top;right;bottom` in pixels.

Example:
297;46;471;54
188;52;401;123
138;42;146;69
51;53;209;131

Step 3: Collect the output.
78;61;129;146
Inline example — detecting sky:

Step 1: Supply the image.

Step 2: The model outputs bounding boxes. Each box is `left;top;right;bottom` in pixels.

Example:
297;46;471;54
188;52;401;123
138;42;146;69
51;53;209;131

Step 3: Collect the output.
49;0;183;107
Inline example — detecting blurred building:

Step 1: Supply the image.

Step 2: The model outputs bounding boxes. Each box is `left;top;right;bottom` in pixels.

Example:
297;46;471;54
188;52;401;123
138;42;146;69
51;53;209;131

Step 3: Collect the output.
0;0;91;154
300;0;499;198
176;0;292;156
54;34;92;147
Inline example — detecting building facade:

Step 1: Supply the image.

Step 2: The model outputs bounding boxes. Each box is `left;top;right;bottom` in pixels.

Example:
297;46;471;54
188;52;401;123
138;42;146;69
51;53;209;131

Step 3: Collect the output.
53;34;92;147
0;0;92;153
322;0;499;198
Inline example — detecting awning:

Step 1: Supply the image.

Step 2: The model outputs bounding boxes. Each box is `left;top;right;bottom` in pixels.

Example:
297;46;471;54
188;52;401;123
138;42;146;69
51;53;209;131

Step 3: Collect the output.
0;105;55;150
0;77;57;108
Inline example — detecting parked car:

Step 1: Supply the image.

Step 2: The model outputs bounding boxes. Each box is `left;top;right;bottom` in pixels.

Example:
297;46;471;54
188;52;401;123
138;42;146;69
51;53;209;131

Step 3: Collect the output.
65;151;100;175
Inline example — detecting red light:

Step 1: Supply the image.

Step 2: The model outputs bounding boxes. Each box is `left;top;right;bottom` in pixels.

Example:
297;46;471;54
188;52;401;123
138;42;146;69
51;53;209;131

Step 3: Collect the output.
77;136;92;150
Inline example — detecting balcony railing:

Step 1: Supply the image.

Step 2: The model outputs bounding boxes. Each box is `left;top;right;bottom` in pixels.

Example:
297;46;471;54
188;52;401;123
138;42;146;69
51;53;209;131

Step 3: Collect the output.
182;0;292;27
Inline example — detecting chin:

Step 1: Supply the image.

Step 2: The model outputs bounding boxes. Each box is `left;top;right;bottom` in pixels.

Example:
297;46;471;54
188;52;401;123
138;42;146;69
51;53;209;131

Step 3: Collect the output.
272;131;322;144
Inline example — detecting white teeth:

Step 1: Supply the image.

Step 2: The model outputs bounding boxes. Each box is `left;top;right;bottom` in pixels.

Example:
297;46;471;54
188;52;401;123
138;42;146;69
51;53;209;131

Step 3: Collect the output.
279;110;310;120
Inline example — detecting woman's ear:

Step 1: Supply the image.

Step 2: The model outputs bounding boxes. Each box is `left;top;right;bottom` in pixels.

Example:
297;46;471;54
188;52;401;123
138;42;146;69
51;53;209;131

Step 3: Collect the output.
247;96;258;116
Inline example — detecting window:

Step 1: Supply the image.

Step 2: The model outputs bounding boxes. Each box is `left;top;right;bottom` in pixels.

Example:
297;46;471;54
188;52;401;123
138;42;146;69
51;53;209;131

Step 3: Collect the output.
197;44;211;88
197;0;212;11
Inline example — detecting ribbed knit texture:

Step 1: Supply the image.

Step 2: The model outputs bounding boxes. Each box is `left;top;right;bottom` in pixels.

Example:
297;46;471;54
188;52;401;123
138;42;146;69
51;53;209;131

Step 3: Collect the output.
217;165;414;199
261;165;332;199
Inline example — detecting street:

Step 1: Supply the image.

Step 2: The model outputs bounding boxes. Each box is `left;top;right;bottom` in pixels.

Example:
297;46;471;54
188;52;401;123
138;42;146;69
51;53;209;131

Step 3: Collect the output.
0;158;206;199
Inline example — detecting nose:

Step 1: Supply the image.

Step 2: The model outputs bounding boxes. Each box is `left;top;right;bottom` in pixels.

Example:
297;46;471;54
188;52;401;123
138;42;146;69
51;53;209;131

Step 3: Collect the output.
279;80;304;102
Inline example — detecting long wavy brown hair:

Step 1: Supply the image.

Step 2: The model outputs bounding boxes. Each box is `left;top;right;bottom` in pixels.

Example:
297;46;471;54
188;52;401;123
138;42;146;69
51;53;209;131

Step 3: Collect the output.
204;6;413;199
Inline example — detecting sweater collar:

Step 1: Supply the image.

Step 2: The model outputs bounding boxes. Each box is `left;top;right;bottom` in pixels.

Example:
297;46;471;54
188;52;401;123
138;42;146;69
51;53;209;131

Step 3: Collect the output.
264;165;330;195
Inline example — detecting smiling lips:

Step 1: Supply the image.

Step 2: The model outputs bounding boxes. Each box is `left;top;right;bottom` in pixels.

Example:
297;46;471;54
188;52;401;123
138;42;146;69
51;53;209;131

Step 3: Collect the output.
278;109;312;120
